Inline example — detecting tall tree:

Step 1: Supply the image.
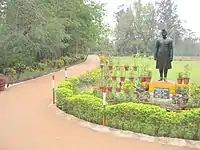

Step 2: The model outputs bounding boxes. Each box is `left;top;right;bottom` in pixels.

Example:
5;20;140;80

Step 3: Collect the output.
0;0;108;72
155;0;185;41
114;0;156;55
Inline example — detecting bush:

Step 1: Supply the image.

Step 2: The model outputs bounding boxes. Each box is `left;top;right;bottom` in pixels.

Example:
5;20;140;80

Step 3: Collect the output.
56;78;200;140
56;88;73;110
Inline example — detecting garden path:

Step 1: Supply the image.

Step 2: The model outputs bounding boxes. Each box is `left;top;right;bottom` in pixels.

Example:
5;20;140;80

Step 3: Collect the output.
0;55;196;150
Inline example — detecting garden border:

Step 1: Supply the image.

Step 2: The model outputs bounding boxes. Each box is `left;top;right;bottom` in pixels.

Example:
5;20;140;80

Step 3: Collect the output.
50;104;200;149
54;55;200;149
4;55;88;89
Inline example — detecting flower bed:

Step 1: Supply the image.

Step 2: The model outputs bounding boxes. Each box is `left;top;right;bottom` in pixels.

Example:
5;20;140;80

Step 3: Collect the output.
56;76;200;140
175;58;200;61
1;54;87;87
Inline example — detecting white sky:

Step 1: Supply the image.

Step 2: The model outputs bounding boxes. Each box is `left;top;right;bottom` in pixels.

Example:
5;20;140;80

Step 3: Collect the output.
99;0;200;36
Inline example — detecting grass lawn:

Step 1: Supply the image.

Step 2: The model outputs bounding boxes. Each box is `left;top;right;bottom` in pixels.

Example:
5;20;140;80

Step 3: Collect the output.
113;57;200;84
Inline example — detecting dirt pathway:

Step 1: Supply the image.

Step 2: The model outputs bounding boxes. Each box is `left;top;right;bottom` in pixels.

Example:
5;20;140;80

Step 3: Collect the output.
0;55;196;150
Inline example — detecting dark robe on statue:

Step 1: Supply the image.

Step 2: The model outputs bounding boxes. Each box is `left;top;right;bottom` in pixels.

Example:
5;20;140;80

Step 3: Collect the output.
154;38;173;69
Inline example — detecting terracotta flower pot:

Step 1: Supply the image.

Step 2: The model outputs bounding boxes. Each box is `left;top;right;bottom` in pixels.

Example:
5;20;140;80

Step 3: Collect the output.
108;65;113;70
177;78;183;84
120;77;125;82
183;77;190;84
124;66;129;71
100;86;104;91
112;76;117;81
145;76;151;82
116;87;121;92
129;77;134;82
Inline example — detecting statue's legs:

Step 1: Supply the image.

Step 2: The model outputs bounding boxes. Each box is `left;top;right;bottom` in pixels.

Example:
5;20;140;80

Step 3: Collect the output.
158;68;163;81
158;68;168;81
163;68;168;81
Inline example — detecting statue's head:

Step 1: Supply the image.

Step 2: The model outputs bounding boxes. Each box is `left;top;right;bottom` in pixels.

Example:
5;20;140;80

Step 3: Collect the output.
161;29;167;38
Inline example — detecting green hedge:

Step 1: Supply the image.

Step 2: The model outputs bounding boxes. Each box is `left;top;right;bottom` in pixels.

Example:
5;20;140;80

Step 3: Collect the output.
56;78;200;140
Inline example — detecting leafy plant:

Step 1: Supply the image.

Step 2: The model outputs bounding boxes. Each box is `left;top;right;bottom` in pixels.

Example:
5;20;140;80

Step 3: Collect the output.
183;64;191;78
177;72;183;78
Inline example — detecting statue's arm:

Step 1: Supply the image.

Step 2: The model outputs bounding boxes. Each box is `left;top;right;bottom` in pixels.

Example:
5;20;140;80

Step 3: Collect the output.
154;40;159;60
169;40;173;61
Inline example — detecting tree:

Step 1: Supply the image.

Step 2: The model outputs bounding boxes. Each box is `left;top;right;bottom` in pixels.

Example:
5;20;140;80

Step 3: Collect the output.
155;0;185;42
131;0;156;54
114;0;156;55
0;0;108;73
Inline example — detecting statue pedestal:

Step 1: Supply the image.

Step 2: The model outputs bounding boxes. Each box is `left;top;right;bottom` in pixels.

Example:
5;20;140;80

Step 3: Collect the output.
148;80;189;100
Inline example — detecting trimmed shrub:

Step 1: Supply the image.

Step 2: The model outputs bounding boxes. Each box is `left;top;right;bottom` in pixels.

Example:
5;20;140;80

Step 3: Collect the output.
56;88;73;110
56;78;200;140
65;94;103;124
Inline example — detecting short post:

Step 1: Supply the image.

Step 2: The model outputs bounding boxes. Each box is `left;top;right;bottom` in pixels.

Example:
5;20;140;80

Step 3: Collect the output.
65;67;68;79
52;74;56;104
102;86;106;126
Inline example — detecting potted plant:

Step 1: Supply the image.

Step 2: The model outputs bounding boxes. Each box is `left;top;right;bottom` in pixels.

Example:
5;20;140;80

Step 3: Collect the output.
139;70;146;82
183;64;191;84
177;72;183;84
116;87;121;92
123;82;135;93
104;69;110;80
145;69;152;82
112;70;117;81
108;64;113;70
120;67;125;82
124;65;129;71
108;56;113;70
107;80;112;92
129;69;134;82
133;66;137;71
116;82;122;92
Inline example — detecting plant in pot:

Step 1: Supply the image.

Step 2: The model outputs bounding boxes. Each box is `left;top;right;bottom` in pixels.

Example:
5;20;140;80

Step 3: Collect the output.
124;64;129;71
107;56;113;70
104;69;110;80
116;82;122;92
183;64;191;84
112;70;117;81
108;61;113;70
145;69;152;82
139;65;147;82
107;79;112;93
133;66;138;71
122;82;135;93
129;69;134;82
120;67;125;82
177;72;183;84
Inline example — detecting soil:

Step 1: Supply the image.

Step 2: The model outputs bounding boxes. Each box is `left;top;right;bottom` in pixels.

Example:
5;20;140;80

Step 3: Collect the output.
0;55;196;150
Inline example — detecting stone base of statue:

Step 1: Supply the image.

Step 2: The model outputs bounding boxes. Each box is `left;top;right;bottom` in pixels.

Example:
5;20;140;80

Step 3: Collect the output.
148;80;189;106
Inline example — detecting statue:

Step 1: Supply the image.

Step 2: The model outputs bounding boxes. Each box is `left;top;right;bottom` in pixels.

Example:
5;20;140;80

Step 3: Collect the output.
154;29;173;82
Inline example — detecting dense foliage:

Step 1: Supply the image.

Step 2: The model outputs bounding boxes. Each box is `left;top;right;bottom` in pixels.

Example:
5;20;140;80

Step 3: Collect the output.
0;0;108;74
56;77;200;140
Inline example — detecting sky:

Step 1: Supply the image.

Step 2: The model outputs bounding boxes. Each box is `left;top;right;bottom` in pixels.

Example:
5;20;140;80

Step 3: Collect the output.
99;0;200;36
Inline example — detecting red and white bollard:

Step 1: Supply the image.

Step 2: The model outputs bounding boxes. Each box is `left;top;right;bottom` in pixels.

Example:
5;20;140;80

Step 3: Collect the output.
52;74;56;104
65;67;68;79
102;87;107;126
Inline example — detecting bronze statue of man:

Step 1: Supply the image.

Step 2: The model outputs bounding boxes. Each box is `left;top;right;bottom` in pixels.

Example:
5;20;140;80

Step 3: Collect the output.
154;29;173;81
